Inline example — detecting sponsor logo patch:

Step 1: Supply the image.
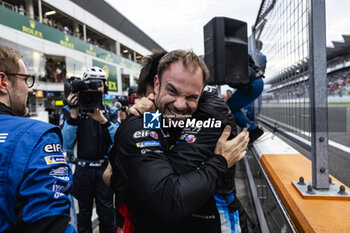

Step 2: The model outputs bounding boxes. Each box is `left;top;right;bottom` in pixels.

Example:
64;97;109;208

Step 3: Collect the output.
52;181;71;199
54;176;70;181
136;140;161;148
185;134;196;143
45;155;67;165
133;130;149;138
150;131;158;139
140;148;164;154
44;143;61;153
180;134;197;143
49;167;69;176
0;133;8;143
133;130;158;139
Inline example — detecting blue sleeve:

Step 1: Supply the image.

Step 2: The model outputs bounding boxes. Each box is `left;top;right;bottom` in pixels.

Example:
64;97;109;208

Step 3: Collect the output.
106;105;119;144
61;120;77;152
108;121;119;144
60;106;77;152
260;53;267;71
19;130;75;232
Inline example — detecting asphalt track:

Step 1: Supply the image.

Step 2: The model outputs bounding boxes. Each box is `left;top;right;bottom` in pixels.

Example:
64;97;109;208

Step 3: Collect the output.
259;103;350;187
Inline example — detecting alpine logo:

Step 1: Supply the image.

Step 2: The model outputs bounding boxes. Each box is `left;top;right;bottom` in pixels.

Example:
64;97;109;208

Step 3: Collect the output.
150;131;158;139
49;167;69;176
185;135;196;143
0;133;8;143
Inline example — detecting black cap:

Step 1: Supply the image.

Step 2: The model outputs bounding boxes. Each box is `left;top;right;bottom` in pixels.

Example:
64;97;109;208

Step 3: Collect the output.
128;85;137;96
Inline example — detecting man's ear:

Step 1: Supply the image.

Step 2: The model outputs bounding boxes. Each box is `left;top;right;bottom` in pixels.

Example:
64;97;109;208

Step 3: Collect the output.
154;75;159;96
0;72;8;91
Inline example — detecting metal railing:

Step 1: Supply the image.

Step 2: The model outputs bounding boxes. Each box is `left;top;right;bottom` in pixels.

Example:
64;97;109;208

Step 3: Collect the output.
252;0;329;189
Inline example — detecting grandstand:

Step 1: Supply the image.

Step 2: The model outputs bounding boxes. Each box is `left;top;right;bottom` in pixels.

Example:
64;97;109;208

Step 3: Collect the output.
264;35;350;103
0;0;163;124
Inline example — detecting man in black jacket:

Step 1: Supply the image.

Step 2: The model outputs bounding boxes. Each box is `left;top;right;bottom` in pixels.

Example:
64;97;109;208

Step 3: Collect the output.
109;50;249;233
167;90;248;233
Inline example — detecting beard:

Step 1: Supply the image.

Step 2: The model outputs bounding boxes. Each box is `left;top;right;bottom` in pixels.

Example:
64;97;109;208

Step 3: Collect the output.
13;101;27;116
11;92;28;116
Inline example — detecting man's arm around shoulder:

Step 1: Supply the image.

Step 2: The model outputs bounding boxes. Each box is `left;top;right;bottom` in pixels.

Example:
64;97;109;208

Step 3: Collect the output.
111;116;228;225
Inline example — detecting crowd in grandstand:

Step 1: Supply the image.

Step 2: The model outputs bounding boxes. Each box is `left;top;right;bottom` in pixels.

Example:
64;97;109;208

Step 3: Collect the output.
328;69;350;97
42;58;66;83
268;58;350;100
9;3;104;49
327;54;350;69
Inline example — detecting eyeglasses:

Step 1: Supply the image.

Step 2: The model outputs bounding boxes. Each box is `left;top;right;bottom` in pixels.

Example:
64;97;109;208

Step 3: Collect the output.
5;73;36;88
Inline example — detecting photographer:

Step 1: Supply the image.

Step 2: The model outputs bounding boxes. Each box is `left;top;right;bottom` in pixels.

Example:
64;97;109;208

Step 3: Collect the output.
113;85;139;123
61;67;119;233
128;85;138;105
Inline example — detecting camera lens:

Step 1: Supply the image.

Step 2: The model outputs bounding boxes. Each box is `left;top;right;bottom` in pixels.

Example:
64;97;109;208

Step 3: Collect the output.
78;91;103;112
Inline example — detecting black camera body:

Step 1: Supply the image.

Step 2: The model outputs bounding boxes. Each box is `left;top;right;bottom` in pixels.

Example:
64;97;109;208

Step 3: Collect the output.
120;105;127;111
78;91;103;112
64;77;103;112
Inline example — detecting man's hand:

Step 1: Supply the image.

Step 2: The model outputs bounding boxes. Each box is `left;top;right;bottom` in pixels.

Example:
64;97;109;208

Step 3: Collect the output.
103;162;112;186
67;93;79;119
129;94;156;116
87;108;108;124
214;126;249;168
119;106;128;120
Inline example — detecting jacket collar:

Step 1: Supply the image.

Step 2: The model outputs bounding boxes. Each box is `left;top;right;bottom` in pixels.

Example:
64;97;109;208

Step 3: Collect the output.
0;102;19;116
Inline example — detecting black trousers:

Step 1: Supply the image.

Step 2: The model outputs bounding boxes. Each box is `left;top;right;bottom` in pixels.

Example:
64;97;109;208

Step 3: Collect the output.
73;164;115;233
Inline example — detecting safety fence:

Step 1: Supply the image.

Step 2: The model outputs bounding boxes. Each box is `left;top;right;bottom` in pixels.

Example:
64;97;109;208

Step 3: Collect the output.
253;0;311;140
243;0;333;232
251;0;329;188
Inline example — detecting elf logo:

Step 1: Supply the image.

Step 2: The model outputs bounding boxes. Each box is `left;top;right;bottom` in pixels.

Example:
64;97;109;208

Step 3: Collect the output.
44;143;61;153
133;130;158;139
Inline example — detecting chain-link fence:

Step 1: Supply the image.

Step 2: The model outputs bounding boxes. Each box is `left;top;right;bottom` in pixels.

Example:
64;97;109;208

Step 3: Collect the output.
252;0;329;189
254;0;311;139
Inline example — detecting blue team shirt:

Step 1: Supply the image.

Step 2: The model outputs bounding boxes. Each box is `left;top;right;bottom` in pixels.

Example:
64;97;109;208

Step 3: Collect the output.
0;115;74;232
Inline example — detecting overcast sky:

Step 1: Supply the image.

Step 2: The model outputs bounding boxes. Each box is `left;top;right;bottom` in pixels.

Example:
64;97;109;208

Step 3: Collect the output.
106;0;350;55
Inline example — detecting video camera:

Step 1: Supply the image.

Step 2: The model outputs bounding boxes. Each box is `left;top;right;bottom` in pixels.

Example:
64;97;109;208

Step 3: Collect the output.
64;77;103;112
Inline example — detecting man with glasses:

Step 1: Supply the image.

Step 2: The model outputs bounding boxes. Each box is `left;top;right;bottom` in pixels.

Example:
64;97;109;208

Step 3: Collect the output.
0;44;75;233
1;72;34;115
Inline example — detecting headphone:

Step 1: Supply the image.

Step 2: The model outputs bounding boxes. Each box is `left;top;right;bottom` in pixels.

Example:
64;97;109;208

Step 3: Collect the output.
1;74;6;87
1;74;12;109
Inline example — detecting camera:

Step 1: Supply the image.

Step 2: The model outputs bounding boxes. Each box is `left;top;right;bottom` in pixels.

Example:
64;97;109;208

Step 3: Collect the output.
64;77;103;112
121;105;127;111
114;101;127;112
